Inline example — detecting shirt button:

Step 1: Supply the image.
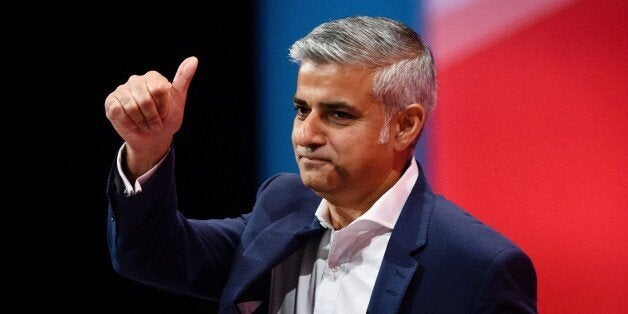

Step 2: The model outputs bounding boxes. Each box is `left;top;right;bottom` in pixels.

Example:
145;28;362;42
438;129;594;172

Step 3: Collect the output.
331;266;339;272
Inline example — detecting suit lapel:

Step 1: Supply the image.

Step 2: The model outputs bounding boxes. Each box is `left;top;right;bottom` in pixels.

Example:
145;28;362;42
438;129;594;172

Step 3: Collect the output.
227;208;324;305
367;170;435;314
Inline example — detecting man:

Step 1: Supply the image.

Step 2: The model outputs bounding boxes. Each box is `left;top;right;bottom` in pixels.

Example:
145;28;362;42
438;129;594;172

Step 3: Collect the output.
105;16;537;313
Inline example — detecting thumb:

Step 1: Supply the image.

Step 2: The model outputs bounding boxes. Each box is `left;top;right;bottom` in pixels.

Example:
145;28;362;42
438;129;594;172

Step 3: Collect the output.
171;56;198;96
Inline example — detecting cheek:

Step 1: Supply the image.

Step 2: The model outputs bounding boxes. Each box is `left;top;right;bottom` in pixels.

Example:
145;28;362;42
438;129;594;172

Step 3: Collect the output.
335;128;380;152
331;136;366;165
347;139;388;168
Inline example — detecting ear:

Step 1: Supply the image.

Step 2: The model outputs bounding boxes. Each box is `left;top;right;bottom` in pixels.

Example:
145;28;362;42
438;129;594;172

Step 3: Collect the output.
393;103;426;152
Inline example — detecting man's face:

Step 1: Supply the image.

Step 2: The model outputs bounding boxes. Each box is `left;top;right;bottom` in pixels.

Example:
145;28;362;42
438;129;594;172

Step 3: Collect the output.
292;62;397;205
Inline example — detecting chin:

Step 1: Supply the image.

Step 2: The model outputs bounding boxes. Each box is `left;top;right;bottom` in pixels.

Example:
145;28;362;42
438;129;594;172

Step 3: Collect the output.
299;171;334;194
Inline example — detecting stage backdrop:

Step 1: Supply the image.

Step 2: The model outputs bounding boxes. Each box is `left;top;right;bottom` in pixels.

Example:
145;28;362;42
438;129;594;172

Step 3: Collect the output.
257;0;627;312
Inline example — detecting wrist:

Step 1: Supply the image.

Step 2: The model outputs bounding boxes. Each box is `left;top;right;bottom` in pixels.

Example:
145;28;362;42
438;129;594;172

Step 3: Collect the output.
124;141;171;181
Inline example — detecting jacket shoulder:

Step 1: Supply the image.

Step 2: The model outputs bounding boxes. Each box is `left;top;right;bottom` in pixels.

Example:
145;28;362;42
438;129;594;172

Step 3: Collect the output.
245;173;321;227
254;173;320;208
411;195;536;310
428;196;524;257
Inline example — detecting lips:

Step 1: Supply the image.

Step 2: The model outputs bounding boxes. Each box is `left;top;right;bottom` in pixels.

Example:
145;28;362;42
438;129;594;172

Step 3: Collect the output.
298;154;332;168
295;146;332;164
298;155;331;162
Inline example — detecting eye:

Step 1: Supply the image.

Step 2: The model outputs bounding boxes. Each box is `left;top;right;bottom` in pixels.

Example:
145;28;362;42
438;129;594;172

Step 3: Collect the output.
330;111;354;120
293;105;310;118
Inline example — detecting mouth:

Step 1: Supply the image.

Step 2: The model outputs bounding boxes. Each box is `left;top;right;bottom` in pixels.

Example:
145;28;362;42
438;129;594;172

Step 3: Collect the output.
298;155;332;165
299;155;330;161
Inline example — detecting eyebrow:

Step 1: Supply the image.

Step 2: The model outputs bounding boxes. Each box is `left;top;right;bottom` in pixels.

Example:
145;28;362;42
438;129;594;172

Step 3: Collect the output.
292;96;355;111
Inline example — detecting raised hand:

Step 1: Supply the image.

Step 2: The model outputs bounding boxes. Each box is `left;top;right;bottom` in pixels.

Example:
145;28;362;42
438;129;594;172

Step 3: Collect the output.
105;56;198;179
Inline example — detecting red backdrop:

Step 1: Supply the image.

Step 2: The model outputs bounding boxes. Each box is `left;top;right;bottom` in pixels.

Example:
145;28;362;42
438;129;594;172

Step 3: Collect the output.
426;0;627;312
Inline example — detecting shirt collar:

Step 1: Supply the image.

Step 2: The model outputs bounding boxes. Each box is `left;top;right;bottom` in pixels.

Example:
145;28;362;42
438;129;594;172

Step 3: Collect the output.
315;157;419;230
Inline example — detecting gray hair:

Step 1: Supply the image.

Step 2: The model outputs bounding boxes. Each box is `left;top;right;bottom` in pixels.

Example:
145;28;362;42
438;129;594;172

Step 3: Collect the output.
289;16;436;142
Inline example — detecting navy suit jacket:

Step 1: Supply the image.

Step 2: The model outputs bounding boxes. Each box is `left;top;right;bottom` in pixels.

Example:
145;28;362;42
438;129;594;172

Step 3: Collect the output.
108;150;536;313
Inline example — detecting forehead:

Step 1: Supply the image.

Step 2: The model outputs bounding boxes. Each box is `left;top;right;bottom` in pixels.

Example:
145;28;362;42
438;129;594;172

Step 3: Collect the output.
295;62;375;105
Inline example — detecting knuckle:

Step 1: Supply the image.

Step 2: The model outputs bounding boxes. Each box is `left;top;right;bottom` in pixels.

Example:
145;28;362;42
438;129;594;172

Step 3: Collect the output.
137;98;154;111
118;95;134;107
114;85;132;98
104;95;116;108
145;70;161;78
146;115;160;124
146;80;169;98
131;84;148;97
106;104;122;120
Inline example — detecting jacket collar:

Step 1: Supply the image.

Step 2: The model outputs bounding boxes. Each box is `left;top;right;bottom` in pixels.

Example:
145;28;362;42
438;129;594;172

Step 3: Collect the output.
223;199;324;310
366;166;435;313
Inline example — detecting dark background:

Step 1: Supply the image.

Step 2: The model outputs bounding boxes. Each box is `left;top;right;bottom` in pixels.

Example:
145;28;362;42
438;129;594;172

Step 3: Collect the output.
46;5;258;313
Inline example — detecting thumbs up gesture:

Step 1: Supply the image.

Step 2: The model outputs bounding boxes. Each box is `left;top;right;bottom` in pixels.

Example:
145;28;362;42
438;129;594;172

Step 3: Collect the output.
105;56;198;179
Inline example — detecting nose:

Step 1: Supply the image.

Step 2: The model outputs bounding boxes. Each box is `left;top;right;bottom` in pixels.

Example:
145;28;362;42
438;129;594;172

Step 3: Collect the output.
293;113;325;150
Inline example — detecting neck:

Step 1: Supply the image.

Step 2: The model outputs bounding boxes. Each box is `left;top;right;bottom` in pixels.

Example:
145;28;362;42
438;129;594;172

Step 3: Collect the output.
327;205;367;230
326;156;412;230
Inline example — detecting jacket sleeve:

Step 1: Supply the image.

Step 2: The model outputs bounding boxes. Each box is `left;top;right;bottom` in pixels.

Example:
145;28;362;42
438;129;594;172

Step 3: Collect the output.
472;248;538;313
107;148;248;301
